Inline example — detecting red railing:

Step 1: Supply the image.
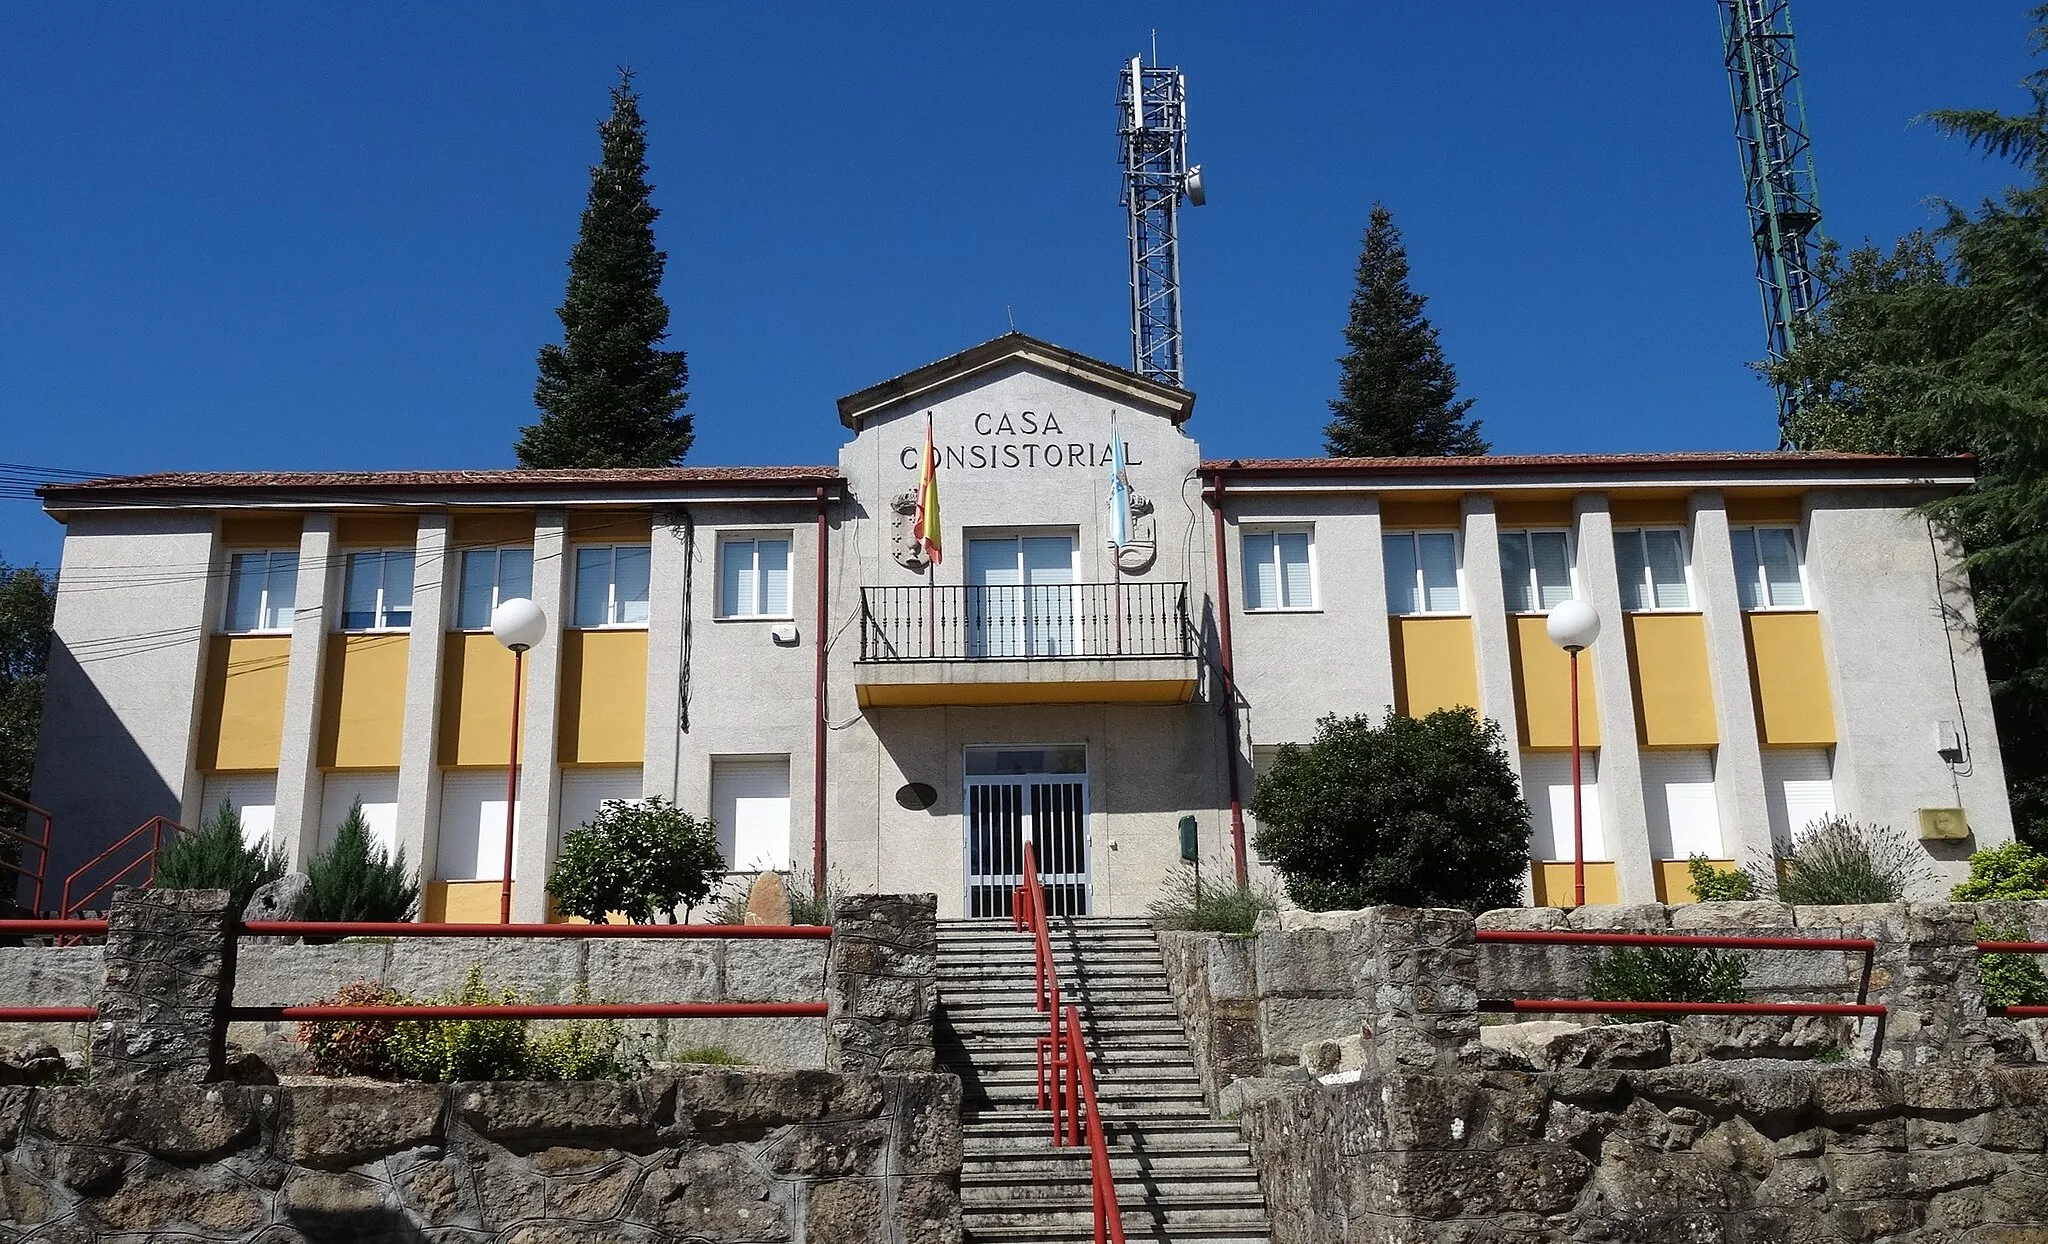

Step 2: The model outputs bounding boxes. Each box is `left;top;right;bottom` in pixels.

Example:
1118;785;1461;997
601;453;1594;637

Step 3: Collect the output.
1979;941;2048;1019
0;918;834;1025
58;815;184;923
0;792;53;916
1476;928;1890;1058
1013;841;1125;1244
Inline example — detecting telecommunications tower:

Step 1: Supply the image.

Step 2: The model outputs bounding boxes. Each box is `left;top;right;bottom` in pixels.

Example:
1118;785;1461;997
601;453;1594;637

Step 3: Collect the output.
1119;55;1205;388
1719;0;1825;445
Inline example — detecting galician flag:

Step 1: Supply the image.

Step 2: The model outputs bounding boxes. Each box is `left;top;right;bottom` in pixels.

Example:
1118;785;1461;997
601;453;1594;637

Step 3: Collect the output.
916;414;943;564
1107;428;1133;549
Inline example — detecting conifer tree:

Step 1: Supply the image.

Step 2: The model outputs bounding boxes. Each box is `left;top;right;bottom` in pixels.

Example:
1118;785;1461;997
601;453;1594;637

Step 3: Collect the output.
517;70;692;468
1323;204;1487;458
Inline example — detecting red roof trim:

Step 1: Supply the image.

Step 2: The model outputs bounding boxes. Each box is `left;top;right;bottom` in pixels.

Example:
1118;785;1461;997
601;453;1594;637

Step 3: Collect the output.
1200;451;1974;476
41;466;843;500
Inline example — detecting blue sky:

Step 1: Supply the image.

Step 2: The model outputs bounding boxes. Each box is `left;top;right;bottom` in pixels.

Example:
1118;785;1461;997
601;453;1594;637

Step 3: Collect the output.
0;2;2031;567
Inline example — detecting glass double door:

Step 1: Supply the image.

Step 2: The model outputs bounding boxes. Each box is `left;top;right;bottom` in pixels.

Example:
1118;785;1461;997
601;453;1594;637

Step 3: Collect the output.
966;535;1077;658
963;745;1091;918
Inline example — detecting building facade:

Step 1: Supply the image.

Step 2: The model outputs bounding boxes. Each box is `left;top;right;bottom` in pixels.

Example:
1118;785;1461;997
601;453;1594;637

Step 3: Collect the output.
28;335;2012;917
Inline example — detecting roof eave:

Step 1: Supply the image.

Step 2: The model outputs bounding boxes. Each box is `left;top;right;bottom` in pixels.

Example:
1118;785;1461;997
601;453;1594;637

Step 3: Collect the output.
836;332;1196;430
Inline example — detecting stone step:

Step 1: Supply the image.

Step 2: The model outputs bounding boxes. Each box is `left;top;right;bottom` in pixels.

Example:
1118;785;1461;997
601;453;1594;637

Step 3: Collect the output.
963;1148;1259;1175
964;1225;1271;1244
963;1117;1249;1151
942;993;1181;1013
950;1064;1206;1090
962;1169;1265;1203
964;1195;1271;1230
941;1046;1198;1072
940;1016;1195;1041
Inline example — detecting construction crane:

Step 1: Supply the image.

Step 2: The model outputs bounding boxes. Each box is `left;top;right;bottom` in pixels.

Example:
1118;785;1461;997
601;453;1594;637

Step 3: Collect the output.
1119;56;1205;389
1720;0;1825;446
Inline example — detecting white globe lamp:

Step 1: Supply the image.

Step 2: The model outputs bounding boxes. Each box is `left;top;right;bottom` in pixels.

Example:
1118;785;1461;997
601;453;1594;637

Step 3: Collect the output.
491;597;547;653
1545;599;1601;653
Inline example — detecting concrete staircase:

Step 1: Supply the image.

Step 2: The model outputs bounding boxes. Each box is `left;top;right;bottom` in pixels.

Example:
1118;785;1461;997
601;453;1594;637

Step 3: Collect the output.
937;916;1271;1244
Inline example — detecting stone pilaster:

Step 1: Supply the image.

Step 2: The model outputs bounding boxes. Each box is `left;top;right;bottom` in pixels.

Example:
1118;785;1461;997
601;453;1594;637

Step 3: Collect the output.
513;510;572;922
393;513;452;888
825;893;939;1073
273;514;339;867
90;887;235;1086
1574;494;1656;902
1353;907;1480;1072
1460;495;1522;762
643;508;689;803
1691;490;1772;864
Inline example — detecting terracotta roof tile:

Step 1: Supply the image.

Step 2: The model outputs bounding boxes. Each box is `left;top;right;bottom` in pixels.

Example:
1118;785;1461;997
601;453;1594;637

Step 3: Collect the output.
1200;451;1974;475
42;465;841;497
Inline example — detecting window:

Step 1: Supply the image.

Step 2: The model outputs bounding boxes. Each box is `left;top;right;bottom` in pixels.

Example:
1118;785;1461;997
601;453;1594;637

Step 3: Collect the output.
573;545;651;628
1763;748;1835;847
319;773;399;857
966;533;1077;658
1521;752;1607;861
436;772;518;881
201;773;277;849
223;550;299;632
1383;531;1461;614
559;767;645;838
718;537;791;618
1242;529;1315;611
712;756;792;871
1498;531;1573;613
1615;529;1693;611
457;547;534;629
1732;526;1807;609
1643;750;1720;859
341;549;415;631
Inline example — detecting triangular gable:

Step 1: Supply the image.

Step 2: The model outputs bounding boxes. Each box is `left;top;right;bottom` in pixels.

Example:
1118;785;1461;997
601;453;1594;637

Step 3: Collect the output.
836;332;1196;431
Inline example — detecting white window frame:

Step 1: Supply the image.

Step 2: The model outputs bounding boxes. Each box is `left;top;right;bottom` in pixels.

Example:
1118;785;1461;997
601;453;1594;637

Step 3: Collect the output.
573;544;652;629
456;545;535;631
221;550;298;634
1382;529;1466;616
1614;527;1696;614
1731;524;1811;611
1497;528;1577;615
339;548;415;633
716;533;795;620
1241;526;1318;613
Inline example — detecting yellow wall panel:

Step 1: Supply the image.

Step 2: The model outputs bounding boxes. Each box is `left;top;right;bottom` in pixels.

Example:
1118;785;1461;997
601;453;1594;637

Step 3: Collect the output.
424;881;507;923
197;636;291;771
558;629;648;764
1388;617;1479;717
440;633;523;767
319;634;409;769
1610;497;1690;526
1495;497;1574;528
1379;499;1462;529
1727;493;1805;525
1654;859;1737;904
1625;614;1718;747
1508;615;1600;748
1530;862;1619;906
1745;612;1837;745
337;514;420;547
219;514;303;547
568;511;654;543
451;512;536;550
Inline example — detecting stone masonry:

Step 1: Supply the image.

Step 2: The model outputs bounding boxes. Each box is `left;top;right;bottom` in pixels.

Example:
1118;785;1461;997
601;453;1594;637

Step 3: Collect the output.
824;894;938;1074
0;1070;963;1242
89;887;236;1088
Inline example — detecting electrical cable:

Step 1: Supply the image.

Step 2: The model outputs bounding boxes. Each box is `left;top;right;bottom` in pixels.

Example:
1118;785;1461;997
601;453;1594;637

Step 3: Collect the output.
1926;517;1975;779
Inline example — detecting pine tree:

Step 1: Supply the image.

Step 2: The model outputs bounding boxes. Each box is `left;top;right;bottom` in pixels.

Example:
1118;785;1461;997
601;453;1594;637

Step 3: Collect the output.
517;70;692;468
1323;204;1487;458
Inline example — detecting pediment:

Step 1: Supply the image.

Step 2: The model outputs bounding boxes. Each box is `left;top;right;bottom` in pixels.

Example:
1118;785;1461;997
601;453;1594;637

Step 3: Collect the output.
836;333;1196;431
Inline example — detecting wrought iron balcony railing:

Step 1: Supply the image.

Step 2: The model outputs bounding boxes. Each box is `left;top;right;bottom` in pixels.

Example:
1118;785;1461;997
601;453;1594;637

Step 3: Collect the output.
858;582;1193;662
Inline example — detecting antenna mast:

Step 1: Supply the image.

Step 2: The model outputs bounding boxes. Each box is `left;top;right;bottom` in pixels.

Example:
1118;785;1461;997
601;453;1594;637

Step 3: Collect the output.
1720;0;1824;445
1119;54;1204;388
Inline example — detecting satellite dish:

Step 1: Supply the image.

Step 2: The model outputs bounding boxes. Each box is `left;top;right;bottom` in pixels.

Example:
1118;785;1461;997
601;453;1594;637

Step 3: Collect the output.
1185;165;1206;207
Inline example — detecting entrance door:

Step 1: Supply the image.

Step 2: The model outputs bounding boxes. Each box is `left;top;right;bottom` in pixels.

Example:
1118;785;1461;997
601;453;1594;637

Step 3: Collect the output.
966;534;1077;658
963;745;1090;918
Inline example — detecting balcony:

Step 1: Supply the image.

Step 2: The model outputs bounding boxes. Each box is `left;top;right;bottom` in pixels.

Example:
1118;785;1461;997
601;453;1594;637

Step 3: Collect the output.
855;582;1199;707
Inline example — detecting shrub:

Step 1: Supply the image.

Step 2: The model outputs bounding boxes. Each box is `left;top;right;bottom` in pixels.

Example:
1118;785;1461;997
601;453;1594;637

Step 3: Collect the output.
298;979;406;1077
1977;924;2048;1009
1590;946;1750;1006
387;964;528;1082
153;800;287;910
673;1046;747;1066
546;797;725;924
1147;860;1279;934
1249;707;1531;913
1761;815;1930;906
1686;855;1762;902
707;867;841;926
1951;841;2048;902
307;800;420;922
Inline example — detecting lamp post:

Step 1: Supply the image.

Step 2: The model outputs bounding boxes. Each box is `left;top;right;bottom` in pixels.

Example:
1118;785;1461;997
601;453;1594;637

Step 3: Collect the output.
1545;599;1601;907
490;597;547;924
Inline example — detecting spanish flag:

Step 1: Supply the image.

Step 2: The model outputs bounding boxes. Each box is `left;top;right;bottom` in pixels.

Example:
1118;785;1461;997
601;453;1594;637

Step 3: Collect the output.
915;414;942;564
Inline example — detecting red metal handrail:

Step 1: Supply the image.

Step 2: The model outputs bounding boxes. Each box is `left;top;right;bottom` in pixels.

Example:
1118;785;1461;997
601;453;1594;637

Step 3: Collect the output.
59;815;184;923
1978;943;2048;1019
228;1001;830;1021
243;921;834;938
1477;927;1880;1007
1063;1002;1127;1244
1014;841;1067;1115
0;792;54;915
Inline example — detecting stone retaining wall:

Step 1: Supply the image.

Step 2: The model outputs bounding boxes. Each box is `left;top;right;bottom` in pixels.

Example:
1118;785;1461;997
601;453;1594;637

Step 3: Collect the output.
1241;1062;2048;1243
0;1069;962;1242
